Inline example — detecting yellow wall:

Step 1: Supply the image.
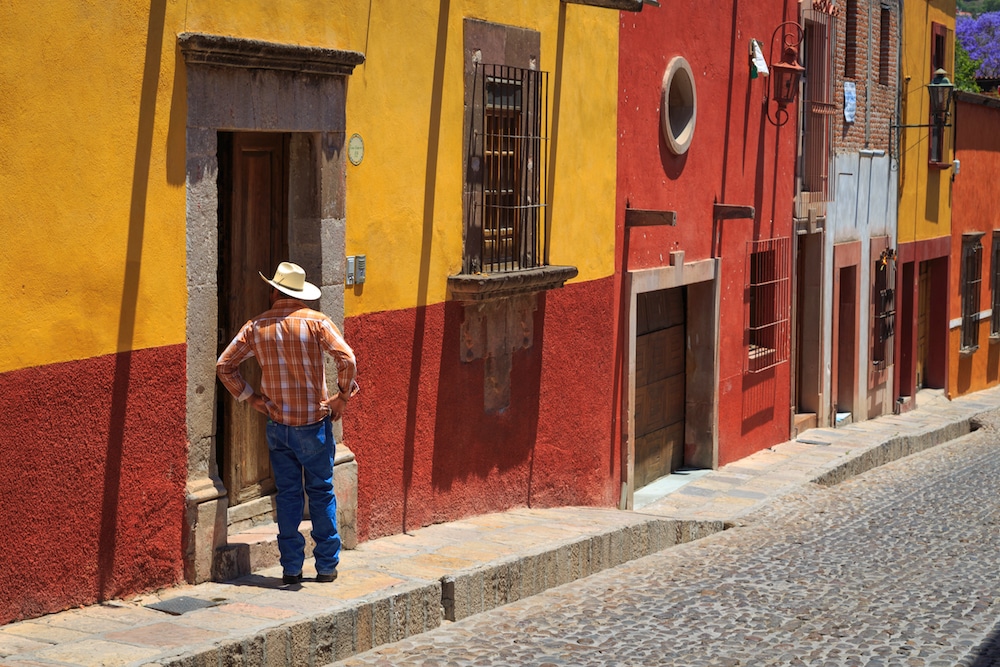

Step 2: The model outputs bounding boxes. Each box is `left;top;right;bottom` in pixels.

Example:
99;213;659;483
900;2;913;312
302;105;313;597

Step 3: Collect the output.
342;3;619;315
0;1;617;372
898;0;955;245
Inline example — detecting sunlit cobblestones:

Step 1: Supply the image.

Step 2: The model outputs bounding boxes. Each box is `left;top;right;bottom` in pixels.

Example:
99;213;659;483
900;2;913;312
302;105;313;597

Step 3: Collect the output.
333;415;1000;667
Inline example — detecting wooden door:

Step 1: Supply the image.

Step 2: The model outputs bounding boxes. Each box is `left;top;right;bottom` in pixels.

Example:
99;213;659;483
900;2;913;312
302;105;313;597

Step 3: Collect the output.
218;132;289;506
916;262;930;390
634;288;686;489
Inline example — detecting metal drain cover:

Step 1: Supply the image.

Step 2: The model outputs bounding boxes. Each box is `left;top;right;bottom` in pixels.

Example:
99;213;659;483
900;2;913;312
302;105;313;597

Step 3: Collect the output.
145;596;222;616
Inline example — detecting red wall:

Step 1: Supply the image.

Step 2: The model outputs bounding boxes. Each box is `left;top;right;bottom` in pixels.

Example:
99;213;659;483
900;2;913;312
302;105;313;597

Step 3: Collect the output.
950;96;1000;396
0;346;187;625
616;1;798;466
343;278;617;541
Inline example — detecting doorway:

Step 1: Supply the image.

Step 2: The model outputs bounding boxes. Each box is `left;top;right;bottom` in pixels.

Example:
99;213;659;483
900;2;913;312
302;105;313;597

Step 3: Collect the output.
633;287;685;488
834;265;858;423
794;232;823;431
217;131;290;507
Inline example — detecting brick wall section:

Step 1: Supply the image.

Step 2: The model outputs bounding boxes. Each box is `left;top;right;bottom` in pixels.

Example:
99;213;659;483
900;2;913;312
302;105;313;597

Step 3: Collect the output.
834;0;899;154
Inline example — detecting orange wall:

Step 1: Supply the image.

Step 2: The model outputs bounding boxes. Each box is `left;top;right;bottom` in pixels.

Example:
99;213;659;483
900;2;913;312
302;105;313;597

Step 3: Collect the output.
948;94;1000;397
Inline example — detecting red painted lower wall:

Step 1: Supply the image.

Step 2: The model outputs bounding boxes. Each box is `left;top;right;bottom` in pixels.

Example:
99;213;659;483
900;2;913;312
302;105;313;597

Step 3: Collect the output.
0;346;187;625
343;278;618;541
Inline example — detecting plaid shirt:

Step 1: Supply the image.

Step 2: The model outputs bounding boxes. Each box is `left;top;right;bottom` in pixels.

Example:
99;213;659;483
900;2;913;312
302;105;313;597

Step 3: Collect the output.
217;299;358;426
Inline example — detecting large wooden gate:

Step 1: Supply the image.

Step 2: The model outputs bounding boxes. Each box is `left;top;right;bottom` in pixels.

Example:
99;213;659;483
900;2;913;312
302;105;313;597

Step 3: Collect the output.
633;287;685;489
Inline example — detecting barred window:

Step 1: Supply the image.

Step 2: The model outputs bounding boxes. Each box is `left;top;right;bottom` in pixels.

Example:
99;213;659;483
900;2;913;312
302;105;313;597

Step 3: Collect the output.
466;63;548;273
961;233;984;352
746;238;791;373
878;5;891;86
801;11;836;204
991;231;1000;337
872;249;895;369
844;0;858;78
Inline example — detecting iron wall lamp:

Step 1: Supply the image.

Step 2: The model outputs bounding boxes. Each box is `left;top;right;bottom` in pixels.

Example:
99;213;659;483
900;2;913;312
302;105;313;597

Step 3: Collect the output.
888;68;955;163
765;22;805;126
928;68;955;117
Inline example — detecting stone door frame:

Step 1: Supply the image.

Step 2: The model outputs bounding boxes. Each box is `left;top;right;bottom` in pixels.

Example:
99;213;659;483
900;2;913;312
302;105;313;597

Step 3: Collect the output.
621;252;720;510
179;33;364;583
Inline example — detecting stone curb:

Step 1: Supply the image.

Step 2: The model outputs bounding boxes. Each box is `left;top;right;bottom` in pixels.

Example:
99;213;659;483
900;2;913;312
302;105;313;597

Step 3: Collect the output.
810;416;977;487
442;518;724;621
143;518;725;666
152;579;443;667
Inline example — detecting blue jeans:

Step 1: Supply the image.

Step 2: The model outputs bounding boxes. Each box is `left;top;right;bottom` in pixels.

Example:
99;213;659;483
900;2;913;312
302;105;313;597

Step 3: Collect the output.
265;417;341;576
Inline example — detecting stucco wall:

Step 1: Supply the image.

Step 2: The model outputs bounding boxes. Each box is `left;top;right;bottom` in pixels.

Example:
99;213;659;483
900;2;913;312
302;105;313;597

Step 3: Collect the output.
898;1;955;245
948;94;1000;397
615;0;799;467
0;0;622;620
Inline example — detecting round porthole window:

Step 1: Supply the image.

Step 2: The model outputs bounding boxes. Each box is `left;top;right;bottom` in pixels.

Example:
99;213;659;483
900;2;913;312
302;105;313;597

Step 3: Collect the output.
661;56;697;155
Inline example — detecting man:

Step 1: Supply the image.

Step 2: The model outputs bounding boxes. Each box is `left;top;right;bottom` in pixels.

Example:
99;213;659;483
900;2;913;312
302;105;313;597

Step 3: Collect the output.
217;262;357;584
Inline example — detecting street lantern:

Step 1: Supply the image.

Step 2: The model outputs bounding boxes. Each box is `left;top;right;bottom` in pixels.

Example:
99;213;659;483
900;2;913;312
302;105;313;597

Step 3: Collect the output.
928;68;954;116
764;22;806;127
771;46;806;107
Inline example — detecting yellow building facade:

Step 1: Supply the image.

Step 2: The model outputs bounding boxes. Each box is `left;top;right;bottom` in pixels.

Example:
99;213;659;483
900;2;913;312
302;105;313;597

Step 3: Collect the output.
0;0;619;623
894;0;955;409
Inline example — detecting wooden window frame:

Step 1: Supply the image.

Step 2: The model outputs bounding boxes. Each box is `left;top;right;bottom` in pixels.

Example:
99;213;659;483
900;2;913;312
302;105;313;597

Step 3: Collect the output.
844;0;858;79
991;231;1000;338
878;5;891;86
961;233;984;353
929;22;950;166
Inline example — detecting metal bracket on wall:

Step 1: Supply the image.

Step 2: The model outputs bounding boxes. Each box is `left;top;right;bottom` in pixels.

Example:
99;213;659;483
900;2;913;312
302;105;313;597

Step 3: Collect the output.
712;203;755;220
625;208;677;228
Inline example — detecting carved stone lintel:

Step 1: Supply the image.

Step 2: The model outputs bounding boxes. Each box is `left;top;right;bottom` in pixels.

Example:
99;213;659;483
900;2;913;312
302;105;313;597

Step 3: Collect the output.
448;265;577;302
178;32;365;76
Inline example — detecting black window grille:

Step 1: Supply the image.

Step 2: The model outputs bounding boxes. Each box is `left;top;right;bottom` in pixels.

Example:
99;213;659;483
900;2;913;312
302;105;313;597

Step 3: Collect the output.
879;6;892;86
746;237;791;373
801;12;836;203
991;231;1000;337
466;63;548;273
962;234;984;352
872;250;895;369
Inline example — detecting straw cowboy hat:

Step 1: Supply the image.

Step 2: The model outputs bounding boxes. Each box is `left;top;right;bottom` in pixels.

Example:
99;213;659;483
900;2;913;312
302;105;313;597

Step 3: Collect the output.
260;262;322;301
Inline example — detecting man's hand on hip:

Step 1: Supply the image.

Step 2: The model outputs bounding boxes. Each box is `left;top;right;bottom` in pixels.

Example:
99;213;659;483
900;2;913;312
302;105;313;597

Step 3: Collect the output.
323;395;348;421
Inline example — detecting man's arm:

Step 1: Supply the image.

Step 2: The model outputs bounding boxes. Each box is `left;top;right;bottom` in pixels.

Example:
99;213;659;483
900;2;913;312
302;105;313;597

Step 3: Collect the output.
317;319;357;420
216;323;256;402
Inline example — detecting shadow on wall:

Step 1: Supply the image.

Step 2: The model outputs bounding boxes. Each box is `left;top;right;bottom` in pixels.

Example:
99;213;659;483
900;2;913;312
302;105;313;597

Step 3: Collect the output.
101;0;167;602
742;366;776;434
430;298;545;496
988;341;1000;384
957;350;973;395
400;0;450;535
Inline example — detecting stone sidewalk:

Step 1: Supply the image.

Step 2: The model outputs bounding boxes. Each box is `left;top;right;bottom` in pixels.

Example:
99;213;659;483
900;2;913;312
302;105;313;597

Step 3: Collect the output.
3;386;999;667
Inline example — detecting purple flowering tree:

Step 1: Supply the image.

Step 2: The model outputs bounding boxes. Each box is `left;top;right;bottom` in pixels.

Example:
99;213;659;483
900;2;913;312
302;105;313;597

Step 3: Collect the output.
957;12;1000;79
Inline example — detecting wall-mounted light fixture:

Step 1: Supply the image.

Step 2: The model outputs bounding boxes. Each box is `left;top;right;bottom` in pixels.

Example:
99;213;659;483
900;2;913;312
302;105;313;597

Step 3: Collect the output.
888;68;955;165
764;22;805;126
928;68;955;117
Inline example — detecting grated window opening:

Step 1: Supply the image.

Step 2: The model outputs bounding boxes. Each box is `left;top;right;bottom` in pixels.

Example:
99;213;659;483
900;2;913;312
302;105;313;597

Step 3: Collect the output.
746;237;791;373
470;64;549;273
962;235;983;352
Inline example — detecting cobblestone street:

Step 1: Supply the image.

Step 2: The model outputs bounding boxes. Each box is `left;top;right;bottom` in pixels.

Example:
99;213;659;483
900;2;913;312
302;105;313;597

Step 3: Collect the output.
332;415;1000;667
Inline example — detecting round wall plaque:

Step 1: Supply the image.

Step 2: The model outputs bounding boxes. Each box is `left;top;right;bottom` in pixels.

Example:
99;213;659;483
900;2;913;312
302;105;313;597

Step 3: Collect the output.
348;133;364;165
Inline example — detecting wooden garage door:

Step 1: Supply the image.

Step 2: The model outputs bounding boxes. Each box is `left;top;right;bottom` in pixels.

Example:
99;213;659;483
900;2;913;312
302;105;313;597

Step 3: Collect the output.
634;287;685;489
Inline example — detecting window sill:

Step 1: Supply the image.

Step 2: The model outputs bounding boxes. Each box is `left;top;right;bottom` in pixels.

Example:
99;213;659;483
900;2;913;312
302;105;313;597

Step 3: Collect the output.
448;265;578;302
928;161;953;170
959;345;980;356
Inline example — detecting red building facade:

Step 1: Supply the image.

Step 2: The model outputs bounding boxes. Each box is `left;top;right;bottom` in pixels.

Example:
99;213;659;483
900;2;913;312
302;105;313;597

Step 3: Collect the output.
615;0;801;505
